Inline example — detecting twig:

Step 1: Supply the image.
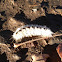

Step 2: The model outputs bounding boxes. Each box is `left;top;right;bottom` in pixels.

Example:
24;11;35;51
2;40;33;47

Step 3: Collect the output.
14;37;45;48
13;33;62;48
53;34;62;37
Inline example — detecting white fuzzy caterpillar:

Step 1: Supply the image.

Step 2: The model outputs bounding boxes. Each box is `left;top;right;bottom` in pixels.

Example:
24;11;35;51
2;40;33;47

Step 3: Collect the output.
12;24;54;42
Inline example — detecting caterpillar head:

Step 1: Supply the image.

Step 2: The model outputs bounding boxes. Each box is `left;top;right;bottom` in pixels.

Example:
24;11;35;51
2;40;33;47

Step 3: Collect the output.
12;28;23;42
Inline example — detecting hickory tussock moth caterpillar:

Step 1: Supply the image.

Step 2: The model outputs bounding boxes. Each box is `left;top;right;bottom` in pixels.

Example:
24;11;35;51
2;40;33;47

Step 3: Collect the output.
12;24;54;42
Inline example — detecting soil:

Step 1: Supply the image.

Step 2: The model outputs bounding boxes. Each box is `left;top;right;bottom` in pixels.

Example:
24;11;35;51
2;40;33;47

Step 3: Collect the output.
0;0;62;62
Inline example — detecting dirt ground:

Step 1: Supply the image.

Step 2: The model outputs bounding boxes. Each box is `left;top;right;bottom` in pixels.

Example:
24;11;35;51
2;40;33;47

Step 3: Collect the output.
0;0;62;62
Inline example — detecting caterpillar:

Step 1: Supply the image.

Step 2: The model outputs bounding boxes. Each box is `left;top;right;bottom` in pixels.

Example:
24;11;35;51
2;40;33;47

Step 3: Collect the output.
12;24;54;42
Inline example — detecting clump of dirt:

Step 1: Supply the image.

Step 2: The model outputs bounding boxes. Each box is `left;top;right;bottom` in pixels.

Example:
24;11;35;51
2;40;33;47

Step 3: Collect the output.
2;17;25;32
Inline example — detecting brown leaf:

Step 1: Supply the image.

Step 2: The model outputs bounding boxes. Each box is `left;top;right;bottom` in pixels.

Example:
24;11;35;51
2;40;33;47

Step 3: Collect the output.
56;43;62;61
